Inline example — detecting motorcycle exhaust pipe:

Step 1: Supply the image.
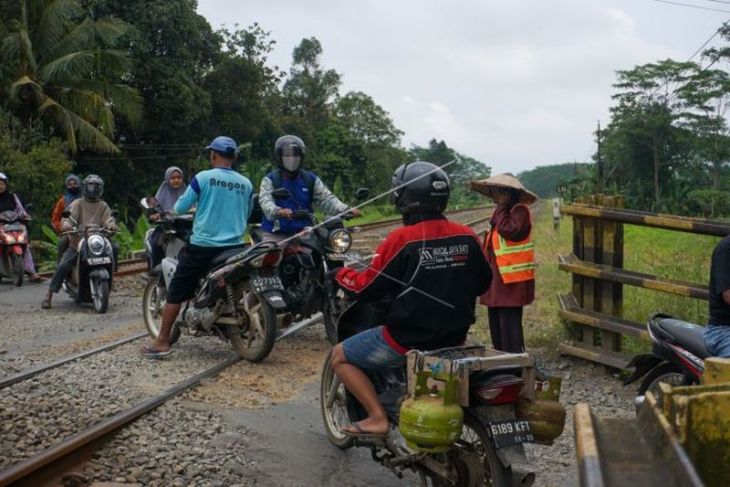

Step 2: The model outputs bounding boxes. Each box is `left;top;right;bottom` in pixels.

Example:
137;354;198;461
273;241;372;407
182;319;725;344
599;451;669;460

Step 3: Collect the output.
511;468;536;487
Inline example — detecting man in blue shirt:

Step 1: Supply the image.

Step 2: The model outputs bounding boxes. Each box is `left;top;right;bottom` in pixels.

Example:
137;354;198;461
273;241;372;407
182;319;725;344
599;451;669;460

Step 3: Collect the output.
141;136;253;358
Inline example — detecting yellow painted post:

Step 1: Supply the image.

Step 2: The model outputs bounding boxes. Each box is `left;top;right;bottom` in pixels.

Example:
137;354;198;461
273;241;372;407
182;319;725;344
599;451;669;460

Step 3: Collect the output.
702;357;730;385
685;391;730;487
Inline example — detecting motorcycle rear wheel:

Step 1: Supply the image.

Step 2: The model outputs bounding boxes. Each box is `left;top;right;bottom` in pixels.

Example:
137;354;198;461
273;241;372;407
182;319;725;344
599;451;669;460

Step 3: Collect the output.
424;414;512;487
229;286;277;362
320;352;354;449
141;278;180;345
11;253;23;286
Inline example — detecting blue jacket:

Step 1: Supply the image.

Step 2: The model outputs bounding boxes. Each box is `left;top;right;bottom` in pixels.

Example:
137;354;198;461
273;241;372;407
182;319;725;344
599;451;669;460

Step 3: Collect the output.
261;170;315;234
174;167;253;247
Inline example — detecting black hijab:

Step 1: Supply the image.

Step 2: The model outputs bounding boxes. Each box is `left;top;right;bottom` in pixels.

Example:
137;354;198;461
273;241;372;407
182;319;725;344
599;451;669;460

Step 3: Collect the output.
0;188;17;213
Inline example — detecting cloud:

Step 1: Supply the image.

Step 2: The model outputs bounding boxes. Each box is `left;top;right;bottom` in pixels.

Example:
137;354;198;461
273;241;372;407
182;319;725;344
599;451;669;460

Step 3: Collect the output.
197;0;725;172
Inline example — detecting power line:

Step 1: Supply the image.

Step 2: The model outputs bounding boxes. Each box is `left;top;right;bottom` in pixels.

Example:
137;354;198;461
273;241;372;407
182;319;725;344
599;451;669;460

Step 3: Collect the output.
652;0;730;13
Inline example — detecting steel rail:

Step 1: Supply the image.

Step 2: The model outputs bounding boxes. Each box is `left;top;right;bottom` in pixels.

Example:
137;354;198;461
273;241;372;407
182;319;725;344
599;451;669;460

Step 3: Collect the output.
0;331;148;390
0;355;240;487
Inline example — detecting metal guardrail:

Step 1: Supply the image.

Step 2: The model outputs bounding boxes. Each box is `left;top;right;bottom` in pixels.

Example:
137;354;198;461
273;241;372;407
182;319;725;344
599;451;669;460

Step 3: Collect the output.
557;195;730;369
575;358;730;487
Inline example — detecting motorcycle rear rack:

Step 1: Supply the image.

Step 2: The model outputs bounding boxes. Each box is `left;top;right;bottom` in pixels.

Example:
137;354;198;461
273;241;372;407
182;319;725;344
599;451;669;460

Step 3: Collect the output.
406;346;536;406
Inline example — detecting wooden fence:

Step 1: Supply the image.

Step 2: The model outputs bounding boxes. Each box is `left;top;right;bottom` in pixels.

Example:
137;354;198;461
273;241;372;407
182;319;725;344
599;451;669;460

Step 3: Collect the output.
557;195;730;369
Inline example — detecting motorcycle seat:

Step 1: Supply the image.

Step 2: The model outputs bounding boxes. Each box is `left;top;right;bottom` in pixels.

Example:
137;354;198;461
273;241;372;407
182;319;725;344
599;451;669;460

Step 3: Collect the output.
654;316;710;359
209;246;248;269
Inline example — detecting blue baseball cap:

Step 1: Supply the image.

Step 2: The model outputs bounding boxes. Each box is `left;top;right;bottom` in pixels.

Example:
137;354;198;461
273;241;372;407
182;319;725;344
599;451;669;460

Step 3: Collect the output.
205;136;238;157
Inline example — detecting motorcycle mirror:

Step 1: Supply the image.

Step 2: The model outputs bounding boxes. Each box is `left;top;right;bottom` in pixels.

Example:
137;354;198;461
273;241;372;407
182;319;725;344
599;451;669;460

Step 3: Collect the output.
272;188;291;200
24;203;33;213
354;188;370;201
111;209;119;219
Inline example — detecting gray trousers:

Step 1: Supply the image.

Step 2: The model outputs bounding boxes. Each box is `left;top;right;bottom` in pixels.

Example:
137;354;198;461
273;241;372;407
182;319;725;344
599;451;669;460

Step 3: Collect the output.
49;248;77;293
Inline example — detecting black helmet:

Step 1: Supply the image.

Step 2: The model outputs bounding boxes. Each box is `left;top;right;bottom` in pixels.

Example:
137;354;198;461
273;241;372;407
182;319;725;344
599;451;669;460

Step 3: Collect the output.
82;174;104;200
391;161;450;215
274;135;306;173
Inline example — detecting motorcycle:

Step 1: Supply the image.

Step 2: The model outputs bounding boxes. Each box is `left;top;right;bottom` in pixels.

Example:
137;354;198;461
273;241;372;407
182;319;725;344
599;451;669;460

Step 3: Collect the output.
140;197;286;362
625;313;707;409
320;296;563;486
251;188;369;344
62;224;116;313
0;209;30;286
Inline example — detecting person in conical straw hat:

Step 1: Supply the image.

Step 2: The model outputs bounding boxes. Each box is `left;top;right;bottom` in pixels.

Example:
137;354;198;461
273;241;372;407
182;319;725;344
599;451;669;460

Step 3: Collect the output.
469;173;538;353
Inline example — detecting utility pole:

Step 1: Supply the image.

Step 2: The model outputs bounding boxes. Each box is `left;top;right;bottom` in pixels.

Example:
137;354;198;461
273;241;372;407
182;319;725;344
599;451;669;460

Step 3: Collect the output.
596;120;603;192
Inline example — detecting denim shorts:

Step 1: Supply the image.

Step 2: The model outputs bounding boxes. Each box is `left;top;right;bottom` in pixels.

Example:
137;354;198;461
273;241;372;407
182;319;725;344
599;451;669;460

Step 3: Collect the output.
704;324;730;358
342;326;406;370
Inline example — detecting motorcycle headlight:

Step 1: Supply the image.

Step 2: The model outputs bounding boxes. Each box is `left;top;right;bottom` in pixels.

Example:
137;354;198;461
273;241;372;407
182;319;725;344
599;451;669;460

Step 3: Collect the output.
329;229;352;253
88;235;105;256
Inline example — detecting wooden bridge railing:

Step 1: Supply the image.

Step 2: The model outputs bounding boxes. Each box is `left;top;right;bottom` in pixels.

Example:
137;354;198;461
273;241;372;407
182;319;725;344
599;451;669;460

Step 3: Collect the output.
558;195;730;369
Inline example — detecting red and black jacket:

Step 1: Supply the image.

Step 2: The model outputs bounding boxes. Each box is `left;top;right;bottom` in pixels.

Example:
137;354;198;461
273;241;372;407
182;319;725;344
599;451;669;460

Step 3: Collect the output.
336;214;492;352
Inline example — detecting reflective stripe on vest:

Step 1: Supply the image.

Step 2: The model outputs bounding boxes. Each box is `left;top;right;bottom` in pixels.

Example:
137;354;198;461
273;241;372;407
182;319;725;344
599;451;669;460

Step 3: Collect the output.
489;207;535;284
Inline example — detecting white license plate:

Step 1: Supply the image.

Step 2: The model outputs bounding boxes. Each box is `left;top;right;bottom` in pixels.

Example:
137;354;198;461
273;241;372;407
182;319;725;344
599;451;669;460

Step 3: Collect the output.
87;257;111;265
326;252;361;261
251;275;284;293
488;419;534;448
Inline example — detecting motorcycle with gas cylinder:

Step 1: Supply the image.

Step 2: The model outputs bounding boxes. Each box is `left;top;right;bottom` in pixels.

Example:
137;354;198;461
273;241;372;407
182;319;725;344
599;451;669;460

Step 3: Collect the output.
250;188;369;344
625;313;707;409
140;197;286;362
62;224;116;313
320;296;566;486
0;209;30;286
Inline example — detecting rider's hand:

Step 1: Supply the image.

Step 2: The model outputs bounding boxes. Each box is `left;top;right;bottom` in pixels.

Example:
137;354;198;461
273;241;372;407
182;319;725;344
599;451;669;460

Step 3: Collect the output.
349;208;362;218
61;221;72;232
276;208;293;219
149;213;161;222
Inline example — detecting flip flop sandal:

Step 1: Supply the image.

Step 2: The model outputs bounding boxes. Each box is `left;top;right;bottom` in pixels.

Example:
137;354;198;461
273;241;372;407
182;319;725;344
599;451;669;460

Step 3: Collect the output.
140;342;173;359
342;421;388;439
41;299;51;309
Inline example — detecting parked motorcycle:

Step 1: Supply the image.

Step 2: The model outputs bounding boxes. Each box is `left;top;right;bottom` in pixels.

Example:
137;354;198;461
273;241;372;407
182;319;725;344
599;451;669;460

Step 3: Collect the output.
252;188;368;344
320;297;564;486
140;197;286;362
625;313;707;408
0;209;30;286
62;224;116;313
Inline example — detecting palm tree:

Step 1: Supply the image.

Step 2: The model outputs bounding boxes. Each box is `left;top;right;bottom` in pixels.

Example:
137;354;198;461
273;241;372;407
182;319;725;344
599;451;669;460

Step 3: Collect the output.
0;0;141;153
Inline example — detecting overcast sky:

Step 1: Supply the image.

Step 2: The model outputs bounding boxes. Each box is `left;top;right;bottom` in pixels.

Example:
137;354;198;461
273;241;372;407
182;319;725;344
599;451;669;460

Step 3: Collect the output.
197;0;729;174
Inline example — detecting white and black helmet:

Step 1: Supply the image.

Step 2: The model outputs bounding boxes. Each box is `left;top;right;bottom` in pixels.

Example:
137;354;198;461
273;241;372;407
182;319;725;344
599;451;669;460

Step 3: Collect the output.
274;135;306;173
82;174;104;200
391;161;450;215
0;172;8;183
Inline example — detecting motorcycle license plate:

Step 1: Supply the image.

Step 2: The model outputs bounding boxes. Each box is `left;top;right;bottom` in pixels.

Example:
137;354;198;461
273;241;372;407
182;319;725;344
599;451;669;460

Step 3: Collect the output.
251;275;284;293
326;252;360;261
487;419;534;448
87;257;111;265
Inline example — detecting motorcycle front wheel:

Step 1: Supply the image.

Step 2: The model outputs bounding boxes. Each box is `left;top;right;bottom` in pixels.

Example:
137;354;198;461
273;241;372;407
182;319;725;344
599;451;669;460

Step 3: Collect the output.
228;285;277;362
141;278;180;344
11;253;23;286
319;352;354;449
90;277;109;314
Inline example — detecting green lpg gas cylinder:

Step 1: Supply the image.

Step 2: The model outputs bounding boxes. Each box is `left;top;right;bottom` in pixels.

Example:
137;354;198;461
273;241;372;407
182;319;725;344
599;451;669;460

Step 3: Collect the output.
398;372;464;453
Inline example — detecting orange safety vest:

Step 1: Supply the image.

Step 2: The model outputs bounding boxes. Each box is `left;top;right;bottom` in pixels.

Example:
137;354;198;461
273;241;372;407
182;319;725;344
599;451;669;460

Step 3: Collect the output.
486;205;535;284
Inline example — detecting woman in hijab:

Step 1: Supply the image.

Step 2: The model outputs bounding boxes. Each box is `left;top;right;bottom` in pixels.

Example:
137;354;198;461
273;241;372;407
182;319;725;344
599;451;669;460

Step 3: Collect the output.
470;174;538;353
50;174;82;261
147;166;186;268
51;175;82;232
0;172;43;282
154;166;186;214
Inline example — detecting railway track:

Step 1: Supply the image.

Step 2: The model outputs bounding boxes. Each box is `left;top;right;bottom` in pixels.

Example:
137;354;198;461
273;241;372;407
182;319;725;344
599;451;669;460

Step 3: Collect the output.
0;205;499;485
